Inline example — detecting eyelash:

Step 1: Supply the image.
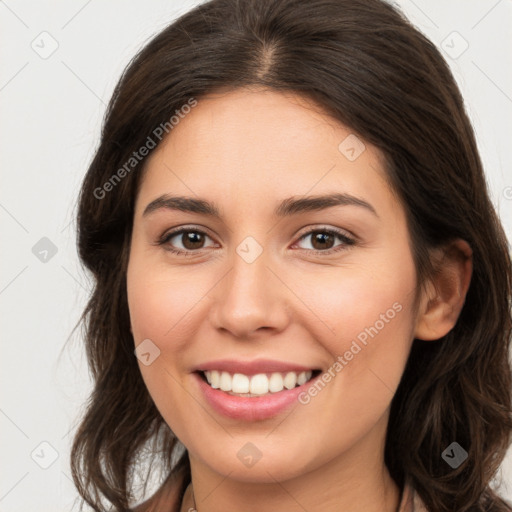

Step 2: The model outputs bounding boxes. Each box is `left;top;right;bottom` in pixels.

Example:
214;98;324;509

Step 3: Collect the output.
156;226;356;257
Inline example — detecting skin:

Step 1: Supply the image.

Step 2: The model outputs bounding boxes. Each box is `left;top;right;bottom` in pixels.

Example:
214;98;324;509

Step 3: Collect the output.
127;87;472;512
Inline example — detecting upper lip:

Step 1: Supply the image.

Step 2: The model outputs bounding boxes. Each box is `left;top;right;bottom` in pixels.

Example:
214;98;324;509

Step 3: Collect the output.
194;359;318;376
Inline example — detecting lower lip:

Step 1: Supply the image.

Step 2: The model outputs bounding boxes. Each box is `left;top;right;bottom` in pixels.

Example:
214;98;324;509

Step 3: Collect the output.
194;373;316;421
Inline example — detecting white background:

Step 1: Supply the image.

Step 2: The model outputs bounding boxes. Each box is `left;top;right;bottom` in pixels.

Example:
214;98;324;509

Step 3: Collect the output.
0;1;511;510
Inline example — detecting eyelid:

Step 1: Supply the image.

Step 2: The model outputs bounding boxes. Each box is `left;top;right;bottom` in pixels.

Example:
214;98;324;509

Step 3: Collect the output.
294;224;356;242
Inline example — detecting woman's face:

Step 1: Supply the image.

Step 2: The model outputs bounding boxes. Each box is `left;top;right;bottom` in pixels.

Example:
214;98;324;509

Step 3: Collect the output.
127;88;420;483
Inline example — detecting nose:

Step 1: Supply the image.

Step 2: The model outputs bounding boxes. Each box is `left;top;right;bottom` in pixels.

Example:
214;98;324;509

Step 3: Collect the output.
208;249;290;339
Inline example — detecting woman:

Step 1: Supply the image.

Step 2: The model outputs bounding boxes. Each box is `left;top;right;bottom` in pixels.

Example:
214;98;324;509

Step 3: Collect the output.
71;0;512;511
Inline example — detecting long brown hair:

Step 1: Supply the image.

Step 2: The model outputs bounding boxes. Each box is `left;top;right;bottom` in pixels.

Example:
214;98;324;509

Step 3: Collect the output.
71;0;512;510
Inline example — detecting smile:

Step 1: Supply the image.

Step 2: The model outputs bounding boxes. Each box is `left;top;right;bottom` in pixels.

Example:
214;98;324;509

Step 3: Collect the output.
201;370;315;396
193;360;322;421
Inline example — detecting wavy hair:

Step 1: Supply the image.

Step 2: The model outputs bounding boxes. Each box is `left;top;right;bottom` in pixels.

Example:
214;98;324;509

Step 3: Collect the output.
71;0;512;510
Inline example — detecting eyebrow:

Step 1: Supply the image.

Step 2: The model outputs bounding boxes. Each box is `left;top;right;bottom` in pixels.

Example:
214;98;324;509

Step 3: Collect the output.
142;192;378;218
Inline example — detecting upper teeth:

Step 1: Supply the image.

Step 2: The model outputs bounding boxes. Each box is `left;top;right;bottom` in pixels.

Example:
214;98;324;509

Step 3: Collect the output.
203;370;313;395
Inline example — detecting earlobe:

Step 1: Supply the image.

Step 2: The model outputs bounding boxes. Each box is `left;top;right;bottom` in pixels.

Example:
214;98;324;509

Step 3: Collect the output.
414;239;473;341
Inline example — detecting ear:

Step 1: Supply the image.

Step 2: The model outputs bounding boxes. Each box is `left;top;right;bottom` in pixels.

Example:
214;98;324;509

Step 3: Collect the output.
414;239;473;341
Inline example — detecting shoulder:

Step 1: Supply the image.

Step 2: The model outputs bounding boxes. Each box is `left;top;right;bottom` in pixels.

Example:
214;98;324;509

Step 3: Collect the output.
398;481;428;512
399;482;512;512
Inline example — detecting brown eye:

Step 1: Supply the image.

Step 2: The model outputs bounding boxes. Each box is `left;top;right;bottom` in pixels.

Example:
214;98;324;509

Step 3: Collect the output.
181;231;205;250
310;231;336;250
159;228;216;254
295;228;355;253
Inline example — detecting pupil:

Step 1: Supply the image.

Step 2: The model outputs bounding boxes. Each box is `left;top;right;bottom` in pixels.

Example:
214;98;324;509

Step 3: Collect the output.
313;232;333;250
183;232;203;249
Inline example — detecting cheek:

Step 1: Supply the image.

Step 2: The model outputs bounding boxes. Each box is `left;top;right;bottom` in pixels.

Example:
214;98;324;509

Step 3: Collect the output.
289;255;417;396
297;263;415;343
127;255;206;344
282;268;416;465
126;259;205;436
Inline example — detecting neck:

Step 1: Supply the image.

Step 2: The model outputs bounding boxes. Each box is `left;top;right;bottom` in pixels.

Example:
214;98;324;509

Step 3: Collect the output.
181;417;400;512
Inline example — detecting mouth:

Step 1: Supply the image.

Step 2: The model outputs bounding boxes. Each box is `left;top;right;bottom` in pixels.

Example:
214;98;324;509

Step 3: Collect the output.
193;359;324;420
197;369;322;397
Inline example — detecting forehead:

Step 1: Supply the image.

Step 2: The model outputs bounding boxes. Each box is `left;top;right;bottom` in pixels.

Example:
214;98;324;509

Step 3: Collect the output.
136;87;398;219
